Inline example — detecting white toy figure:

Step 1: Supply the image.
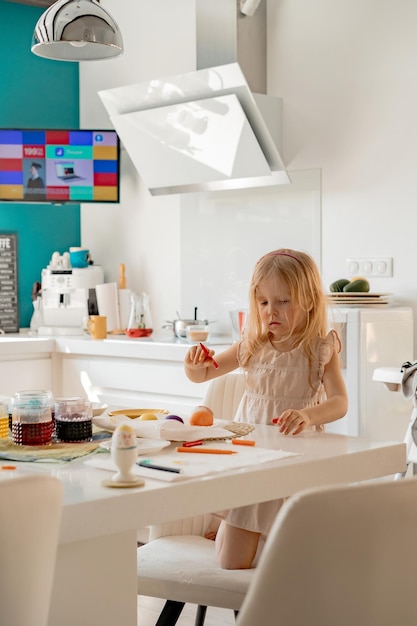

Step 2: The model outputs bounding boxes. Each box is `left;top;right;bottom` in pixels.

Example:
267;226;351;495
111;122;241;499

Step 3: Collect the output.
111;424;138;483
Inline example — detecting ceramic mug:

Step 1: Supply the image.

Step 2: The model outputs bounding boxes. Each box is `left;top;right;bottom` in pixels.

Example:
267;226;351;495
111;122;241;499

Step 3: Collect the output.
87;315;107;340
69;247;90;268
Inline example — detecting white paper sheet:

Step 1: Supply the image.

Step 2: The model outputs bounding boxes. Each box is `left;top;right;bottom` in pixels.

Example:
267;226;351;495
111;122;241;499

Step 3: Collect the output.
86;445;300;482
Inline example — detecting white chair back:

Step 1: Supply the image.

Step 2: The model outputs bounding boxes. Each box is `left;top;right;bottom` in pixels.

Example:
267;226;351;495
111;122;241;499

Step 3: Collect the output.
202;371;245;420
236;477;417;626
0;474;62;626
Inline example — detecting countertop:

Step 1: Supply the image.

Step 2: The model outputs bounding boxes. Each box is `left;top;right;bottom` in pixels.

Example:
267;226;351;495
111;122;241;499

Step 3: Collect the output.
0;331;232;360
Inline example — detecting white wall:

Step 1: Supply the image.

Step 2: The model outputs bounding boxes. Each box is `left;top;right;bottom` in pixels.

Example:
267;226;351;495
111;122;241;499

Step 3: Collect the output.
79;0;196;331
81;0;417;357
268;0;417;356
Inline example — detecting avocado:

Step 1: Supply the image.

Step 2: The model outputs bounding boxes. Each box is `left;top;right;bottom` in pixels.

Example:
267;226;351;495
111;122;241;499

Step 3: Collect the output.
330;278;350;293
343;279;370;293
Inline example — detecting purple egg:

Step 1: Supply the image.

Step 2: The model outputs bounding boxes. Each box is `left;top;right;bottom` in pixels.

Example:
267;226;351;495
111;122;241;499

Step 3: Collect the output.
165;414;184;424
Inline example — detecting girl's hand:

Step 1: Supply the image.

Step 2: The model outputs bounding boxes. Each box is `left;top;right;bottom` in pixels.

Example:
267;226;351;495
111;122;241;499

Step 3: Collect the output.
185;344;216;370
273;409;311;435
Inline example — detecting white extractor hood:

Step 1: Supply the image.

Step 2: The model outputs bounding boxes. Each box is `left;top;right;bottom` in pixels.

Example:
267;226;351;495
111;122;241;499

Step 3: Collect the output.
99;0;290;195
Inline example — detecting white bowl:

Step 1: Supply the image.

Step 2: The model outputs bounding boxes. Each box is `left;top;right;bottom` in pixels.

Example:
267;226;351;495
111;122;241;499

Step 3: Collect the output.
92;403;108;417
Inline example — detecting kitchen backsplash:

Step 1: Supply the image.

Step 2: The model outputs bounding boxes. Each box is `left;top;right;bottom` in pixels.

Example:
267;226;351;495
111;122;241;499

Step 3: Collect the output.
180;169;321;336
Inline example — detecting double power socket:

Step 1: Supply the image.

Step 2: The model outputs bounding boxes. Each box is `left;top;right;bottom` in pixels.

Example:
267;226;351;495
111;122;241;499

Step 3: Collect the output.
346;257;393;278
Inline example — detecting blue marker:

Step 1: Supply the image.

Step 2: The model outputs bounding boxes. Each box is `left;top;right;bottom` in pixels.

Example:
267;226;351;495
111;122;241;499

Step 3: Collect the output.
137;460;181;474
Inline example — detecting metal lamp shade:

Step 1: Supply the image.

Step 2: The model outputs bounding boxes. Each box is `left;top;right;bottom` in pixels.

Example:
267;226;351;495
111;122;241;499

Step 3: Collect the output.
31;0;123;61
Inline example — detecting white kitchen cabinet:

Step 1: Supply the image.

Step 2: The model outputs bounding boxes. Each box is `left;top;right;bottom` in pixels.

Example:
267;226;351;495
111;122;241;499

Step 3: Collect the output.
0;337;54;397
328;306;414;442
0;359;52;396
0;335;230;415
53;336;230;416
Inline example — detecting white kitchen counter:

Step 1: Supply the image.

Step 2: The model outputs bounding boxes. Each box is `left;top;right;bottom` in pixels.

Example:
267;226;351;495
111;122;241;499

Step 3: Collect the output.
0;334;55;356
0;332;232;415
54;332;231;360
0;331;230;359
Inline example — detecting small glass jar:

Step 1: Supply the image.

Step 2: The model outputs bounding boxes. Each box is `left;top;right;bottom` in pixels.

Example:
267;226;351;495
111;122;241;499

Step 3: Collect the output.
186;324;210;343
0;398;9;439
54;397;93;442
11;390;54;446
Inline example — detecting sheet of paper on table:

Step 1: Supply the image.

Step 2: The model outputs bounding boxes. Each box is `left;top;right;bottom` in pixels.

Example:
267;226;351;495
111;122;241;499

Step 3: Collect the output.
85;445;301;482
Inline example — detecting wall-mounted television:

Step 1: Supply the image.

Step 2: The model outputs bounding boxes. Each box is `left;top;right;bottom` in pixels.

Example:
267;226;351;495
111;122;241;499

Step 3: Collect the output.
0;128;120;204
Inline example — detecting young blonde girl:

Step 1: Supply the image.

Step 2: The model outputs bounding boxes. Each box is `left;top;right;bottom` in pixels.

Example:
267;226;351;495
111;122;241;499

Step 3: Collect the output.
184;249;348;569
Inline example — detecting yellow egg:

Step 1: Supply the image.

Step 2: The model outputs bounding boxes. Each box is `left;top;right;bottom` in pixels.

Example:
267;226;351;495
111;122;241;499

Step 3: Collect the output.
139;412;158;421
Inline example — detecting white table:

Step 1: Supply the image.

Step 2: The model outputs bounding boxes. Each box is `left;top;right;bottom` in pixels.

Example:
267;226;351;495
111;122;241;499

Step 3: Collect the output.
6;426;406;626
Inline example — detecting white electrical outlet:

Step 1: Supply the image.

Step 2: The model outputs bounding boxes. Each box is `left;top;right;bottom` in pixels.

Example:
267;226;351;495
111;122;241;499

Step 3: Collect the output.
346;257;393;278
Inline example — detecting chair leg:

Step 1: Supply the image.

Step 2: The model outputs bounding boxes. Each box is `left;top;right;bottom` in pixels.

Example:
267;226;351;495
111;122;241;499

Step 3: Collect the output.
155;600;185;626
194;604;207;626
194;605;207;626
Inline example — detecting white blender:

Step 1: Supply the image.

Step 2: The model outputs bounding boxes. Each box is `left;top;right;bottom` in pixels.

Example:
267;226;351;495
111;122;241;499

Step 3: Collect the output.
38;251;104;335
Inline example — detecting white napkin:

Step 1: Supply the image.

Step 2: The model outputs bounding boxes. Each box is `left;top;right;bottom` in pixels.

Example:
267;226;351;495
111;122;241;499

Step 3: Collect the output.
94;413;234;442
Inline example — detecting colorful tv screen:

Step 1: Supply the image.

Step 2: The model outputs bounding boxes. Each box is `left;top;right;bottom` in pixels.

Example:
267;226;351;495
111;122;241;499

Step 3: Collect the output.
0;129;120;204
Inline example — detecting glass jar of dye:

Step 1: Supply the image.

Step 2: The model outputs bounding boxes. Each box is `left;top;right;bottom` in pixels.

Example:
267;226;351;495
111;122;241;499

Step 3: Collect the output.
0;398;9;439
54;397;93;442
11;390;54;446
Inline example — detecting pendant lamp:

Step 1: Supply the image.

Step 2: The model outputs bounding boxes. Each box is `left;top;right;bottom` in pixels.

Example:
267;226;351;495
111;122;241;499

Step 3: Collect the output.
31;0;123;61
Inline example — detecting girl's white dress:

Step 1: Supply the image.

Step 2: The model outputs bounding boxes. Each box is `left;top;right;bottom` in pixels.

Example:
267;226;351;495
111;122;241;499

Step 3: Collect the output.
224;331;338;536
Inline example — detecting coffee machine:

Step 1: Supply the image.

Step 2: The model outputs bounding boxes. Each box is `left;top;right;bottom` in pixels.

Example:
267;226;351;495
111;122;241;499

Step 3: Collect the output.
39;252;104;335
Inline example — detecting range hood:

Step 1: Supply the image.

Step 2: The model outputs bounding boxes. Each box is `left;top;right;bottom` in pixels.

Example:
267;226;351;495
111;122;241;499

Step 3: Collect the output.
99;0;290;195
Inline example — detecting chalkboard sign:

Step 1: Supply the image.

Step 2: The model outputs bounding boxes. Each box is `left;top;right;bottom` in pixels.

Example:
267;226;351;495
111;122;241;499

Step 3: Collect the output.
0;234;18;333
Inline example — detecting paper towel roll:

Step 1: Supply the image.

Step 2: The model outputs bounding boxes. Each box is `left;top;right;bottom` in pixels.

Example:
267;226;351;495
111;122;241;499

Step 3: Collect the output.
118;289;132;330
95;283;120;331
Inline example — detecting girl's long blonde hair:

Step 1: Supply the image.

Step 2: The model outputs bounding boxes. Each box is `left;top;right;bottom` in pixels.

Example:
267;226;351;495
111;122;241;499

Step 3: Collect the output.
241;249;328;373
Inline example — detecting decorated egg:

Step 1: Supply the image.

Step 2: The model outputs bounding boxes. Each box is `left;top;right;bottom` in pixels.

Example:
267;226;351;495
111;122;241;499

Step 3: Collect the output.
165;414;184;423
191;405;214;416
112;423;137;449
139;412;158;421
190;407;214;426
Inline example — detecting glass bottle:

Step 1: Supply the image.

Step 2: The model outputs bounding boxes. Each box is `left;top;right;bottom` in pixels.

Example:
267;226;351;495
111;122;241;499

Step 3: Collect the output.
126;292;153;338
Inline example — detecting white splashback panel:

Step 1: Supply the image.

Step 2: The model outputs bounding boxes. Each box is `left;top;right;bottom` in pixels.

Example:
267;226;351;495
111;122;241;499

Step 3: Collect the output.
180;169;321;336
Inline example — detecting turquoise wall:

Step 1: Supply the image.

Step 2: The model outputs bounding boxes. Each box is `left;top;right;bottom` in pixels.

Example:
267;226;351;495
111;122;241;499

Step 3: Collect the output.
0;1;80;328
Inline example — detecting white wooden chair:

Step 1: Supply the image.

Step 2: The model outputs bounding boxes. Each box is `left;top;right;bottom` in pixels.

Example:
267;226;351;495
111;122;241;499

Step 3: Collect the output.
0;474;63;626
137;371;247;626
236;477;417;626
